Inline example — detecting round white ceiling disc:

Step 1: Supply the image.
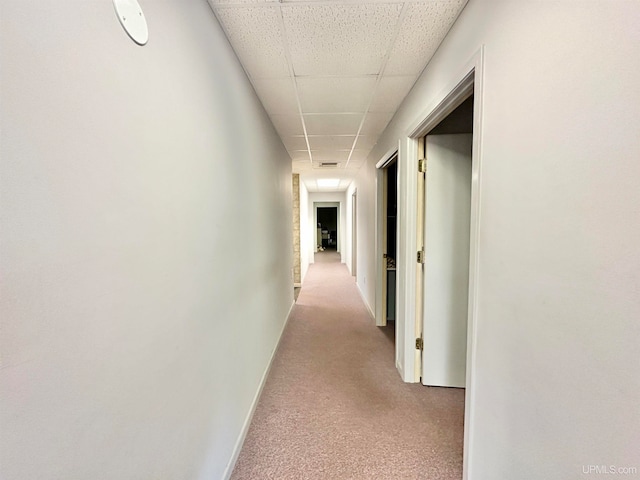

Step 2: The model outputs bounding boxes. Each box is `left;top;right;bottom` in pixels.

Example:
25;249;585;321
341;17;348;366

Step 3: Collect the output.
113;0;148;46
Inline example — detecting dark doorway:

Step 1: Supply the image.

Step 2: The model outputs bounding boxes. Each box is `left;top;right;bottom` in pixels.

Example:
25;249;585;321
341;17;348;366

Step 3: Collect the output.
385;159;398;324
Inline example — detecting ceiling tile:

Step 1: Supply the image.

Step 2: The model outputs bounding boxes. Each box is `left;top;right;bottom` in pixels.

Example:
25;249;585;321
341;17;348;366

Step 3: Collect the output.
384;1;467;76
311;151;350;162
282;136;308;151
369;75;417;113
289;150;311;161
252;78;299;114
282;4;403;76
349;149;373;162
304;114;363;136
354;135;377;150
214;7;290;78
360;112;394;136
297;77;376;113
346;158;366;169
270;114;304;137
307;136;356;150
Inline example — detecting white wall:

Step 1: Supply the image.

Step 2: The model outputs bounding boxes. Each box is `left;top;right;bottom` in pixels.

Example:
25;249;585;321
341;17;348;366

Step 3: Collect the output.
0;2;293;479
352;0;640;478
299;181;310;283
351;164;377;315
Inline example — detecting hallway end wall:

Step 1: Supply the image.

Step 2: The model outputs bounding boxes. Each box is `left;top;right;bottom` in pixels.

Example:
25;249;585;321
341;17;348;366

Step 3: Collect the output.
364;0;640;478
0;2;293;479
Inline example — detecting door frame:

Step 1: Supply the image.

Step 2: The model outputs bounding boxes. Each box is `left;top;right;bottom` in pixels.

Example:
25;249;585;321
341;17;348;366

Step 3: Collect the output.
375;150;398;327
313;202;340;253
397;47;485;480
351;190;357;277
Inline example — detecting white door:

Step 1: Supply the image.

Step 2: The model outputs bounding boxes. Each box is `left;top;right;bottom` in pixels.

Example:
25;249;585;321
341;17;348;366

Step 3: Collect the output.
422;134;472;388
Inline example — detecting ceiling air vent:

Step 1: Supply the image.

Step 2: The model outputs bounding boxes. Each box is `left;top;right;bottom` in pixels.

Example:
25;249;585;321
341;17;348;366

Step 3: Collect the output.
319;162;339;168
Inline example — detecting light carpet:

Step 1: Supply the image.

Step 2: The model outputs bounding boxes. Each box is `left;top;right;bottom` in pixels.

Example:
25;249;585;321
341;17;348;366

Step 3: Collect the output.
231;251;464;479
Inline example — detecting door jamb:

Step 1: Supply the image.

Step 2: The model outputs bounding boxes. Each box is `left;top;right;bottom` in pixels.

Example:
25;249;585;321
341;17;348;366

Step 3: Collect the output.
375;149;398;327
351;190;357;277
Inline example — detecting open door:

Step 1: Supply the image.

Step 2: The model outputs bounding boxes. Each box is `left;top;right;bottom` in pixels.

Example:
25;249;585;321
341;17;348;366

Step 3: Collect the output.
421;133;473;387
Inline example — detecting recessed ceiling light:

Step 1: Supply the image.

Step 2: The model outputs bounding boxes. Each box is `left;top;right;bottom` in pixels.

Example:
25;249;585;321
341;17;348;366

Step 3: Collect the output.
317;178;340;188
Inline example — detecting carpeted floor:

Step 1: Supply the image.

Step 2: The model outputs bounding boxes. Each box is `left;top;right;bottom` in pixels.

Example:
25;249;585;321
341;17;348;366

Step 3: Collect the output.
231;251;465;480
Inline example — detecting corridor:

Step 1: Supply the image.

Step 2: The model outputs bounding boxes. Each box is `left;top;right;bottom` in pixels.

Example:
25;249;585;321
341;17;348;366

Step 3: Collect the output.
231;252;465;479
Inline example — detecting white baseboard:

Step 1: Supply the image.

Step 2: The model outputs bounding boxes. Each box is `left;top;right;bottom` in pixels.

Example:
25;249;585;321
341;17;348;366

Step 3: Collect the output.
356;282;375;320
222;300;296;480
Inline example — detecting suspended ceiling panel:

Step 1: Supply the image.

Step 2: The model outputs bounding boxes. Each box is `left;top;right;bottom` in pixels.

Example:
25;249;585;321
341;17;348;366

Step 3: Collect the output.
282;136;309;151
213;7;289;78
209;0;468;189
282;4;403;76
252;78;299;114
297;77;377;113
384;1;466;75
307;136;356;150
303;114;364;136
369;75;418;112
360;112;394;136
269;114;304;137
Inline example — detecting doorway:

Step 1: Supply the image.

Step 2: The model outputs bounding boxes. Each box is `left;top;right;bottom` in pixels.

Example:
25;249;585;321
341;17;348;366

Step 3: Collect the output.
313;202;341;257
420;95;474;388
412;77;480;480
317;207;338;251
351;191;357;277
395;51;483;479
375;153;398;328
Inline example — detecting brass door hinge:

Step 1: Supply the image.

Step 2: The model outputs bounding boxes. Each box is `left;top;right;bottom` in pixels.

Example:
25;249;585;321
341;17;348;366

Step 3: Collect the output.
417;248;424;264
416;337;424;350
418;159;426;173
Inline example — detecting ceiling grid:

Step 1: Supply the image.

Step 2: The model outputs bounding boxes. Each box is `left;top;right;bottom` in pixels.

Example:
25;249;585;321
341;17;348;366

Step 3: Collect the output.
209;0;468;191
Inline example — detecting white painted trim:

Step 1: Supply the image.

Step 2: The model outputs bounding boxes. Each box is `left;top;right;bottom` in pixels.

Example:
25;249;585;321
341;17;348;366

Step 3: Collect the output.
294;282;302;288
462;46;485;480
374;150;398;328
356;282;375;321
351;190;358;278
396;360;405;381
376;145;399;169
397;136;419;383
407;72;475;138
222;300;296;480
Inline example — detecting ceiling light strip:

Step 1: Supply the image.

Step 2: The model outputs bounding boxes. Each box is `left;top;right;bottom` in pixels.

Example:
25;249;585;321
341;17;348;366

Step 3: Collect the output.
276;5;313;165
344;2;410;169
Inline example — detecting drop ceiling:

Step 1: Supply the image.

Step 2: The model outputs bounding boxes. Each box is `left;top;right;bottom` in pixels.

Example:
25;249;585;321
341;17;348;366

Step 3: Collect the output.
208;0;468;191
